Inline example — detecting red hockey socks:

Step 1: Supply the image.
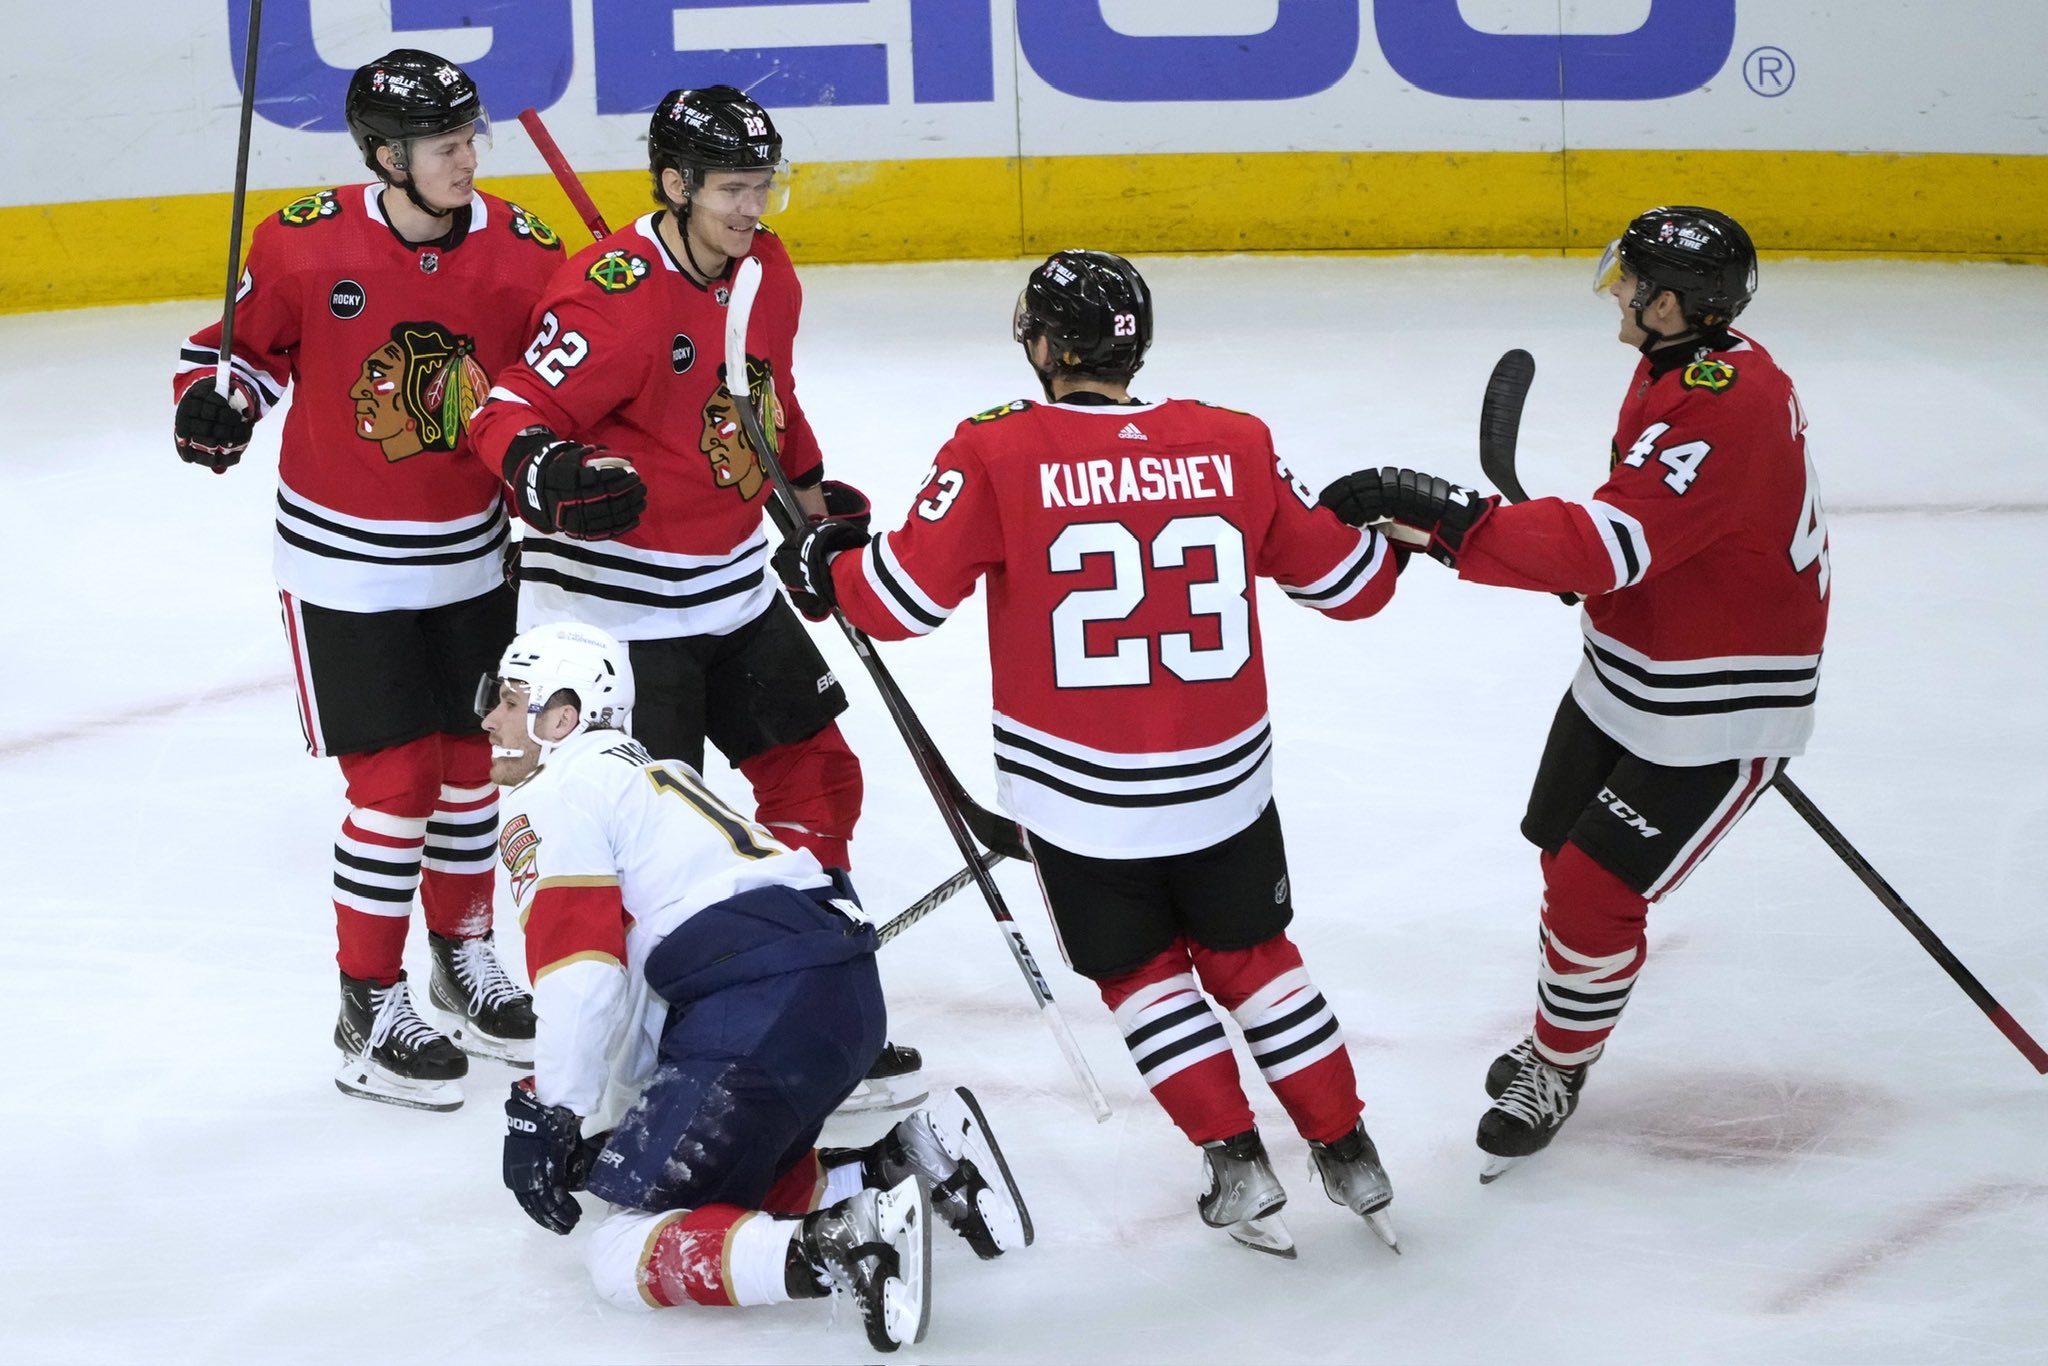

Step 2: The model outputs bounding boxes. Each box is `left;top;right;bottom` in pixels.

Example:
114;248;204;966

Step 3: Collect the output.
1191;934;1362;1146
737;722;863;870
1531;843;1649;1067
332;737;440;983
419;731;498;941
1099;942;1254;1145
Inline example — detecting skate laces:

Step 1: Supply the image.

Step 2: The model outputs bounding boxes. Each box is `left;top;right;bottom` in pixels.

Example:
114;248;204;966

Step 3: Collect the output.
452;937;524;1009
367;979;441;1051
1496;1058;1576;1126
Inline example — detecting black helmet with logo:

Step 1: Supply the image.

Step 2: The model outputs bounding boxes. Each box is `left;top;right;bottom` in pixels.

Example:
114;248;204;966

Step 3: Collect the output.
345;50;485;177
1014;250;1153;379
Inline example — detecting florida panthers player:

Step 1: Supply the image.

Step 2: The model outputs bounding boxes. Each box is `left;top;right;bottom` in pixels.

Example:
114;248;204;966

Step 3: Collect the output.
1319;207;1829;1181
171;50;573;1108
779;251;1405;1256
480;622;1030;1352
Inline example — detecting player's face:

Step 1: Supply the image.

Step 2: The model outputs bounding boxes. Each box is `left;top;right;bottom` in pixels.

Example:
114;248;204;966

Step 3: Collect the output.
1609;266;1650;347
687;167;782;261
403;123;481;212
481;681;542;786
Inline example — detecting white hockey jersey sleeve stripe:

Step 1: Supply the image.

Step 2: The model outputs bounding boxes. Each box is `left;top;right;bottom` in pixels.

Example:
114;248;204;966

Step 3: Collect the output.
1279;527;1387;612
1584;499;1650;590
861;531;950;636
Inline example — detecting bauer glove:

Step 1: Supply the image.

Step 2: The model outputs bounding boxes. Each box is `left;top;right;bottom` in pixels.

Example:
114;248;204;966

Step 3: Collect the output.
1319;467;1495;569
774;516;870;621
174;380;257;471
503;1078;596;1235
503;428;648;541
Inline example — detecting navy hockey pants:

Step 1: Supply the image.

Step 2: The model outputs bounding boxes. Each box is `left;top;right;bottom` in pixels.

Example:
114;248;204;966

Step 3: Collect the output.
584;883;886;1213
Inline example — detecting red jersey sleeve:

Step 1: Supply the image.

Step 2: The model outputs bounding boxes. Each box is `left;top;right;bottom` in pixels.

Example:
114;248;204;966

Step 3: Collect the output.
828;426;1002;640
1249;425;1398;620
172;215;298;417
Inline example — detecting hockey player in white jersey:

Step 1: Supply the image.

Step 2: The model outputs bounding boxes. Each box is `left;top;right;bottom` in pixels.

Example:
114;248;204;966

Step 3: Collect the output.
480;622;1030;1350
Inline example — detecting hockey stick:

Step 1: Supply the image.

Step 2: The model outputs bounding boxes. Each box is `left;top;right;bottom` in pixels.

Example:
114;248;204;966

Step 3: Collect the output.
211;0;265;437
878;849;1010;946
1477;348;2048;1075
1773;776;2048;1074
728;256;1108;1118
517;107;609;241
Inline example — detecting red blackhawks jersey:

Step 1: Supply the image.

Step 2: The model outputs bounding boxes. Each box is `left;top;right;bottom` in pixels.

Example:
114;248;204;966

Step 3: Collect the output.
499;727;829;1117
173;185;562;612
1457;330;1830;765
829;395;1399;859
469;216;823;641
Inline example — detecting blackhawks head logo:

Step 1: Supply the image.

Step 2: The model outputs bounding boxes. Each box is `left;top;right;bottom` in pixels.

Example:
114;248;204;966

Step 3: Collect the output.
701;355;785;501
350;321;489;462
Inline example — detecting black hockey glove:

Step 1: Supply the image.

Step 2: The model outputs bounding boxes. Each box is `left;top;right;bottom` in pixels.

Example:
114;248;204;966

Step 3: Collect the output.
503;428;648;541
773;516;870;621
174;380;257;471
503;1078;594;1235
1319;467;1495;569
815;479;873;535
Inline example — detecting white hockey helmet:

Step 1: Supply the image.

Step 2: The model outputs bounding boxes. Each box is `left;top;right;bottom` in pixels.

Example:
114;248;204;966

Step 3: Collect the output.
487;621;635;749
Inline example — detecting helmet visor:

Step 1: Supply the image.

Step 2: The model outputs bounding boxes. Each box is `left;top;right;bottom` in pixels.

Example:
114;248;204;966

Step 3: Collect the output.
693;160;791;217
1593;238;1625;296
1011;290;1032;345
474;671;527;720
392;111;491;173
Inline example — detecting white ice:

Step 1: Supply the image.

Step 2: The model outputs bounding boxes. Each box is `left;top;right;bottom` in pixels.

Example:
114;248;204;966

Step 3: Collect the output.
4;255;2046;1364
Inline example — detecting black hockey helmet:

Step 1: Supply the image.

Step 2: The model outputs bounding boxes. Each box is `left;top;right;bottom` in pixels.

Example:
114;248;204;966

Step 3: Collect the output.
345;50;486;177
1598;205;1758;332
1013;250;1153;379
649;85;784;191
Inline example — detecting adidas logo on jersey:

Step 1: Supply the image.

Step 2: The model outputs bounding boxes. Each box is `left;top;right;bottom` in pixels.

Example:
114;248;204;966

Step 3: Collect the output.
1117;422;1148;441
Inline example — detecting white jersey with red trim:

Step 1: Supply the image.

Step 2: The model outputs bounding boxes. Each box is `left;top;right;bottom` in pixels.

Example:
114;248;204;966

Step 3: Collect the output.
497;727;829;1116
827;395;1399;858
1456;330;1830;765
173;185;561;612
469;217;823;641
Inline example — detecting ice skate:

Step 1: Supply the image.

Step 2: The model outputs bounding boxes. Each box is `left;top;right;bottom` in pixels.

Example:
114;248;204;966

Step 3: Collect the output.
1308;1122;1400;1253
1477;1047;1587;1184
867;1086;1032;1259
833;1041;930;1117
427;931;536;1067
1484;1035;1536;1099
1198;1130;1294;1259
797;1177;932;1352
334;970;467;1111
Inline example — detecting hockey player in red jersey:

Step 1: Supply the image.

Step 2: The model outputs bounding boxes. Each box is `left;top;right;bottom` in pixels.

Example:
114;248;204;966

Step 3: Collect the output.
480;623;1031;1352
778;251;1406;1256
1319;206;1830;1181
469;85;866;884
171;51;566;1109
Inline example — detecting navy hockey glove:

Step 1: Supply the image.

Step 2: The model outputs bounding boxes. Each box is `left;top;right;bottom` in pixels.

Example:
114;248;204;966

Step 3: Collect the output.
503;428;648;541
503;1078;594;1235
773;495;872;621
1319;467;1495;569
174;380;257;471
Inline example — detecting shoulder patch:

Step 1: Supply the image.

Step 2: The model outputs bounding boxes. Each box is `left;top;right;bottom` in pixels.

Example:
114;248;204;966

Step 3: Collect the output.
586;250;649;293
506;202;562;251
1681;358;1737;393
278;189;343;228
967;399;1033;424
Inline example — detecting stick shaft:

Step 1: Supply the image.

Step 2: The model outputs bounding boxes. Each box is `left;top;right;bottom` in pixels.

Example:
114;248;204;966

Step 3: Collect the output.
215;0;265;397
517;107;609;240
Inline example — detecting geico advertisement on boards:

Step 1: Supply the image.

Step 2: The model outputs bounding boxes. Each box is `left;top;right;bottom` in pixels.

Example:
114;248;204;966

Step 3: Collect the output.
12;0;2045;206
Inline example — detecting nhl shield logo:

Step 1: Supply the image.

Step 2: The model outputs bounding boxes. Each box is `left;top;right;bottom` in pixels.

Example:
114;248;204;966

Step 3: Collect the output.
419;250;441;275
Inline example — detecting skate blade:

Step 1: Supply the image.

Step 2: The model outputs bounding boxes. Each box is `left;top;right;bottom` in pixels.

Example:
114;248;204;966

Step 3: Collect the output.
1478;1153;1526;1185
334;1055;463;1112
1226;1213;1297;1259
941;1087;1034;1252
435;1010;535;1067
876;1178;932;1349
1362;1207;1402;1254
833;1075;931;1118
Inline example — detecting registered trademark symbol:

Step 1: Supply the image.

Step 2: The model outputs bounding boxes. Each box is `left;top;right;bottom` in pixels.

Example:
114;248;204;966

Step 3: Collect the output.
1744;46;1795;96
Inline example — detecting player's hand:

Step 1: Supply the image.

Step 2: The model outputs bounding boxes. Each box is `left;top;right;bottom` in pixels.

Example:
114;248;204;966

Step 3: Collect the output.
174;380;256;471
504;428;648;541
773;516;869;621
503;1078;589;1235
1320;466;1494;569
816;479;872;535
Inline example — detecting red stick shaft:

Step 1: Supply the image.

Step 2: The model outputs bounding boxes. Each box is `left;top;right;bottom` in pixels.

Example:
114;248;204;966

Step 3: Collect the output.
517;107;609;241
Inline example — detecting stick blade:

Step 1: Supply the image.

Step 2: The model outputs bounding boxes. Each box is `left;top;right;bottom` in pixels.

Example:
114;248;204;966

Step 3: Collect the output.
1479;348;1537;503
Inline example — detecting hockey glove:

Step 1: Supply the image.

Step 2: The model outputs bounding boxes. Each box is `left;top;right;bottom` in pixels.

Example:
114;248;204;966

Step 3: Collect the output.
173;380;257;471
773;516;870;621
503;428;648;541
815;479;873;536
503;1077;593;1235
1320;467;1495;569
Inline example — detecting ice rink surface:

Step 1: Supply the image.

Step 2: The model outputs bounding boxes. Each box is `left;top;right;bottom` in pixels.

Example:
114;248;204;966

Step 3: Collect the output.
4;253;2046;1364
